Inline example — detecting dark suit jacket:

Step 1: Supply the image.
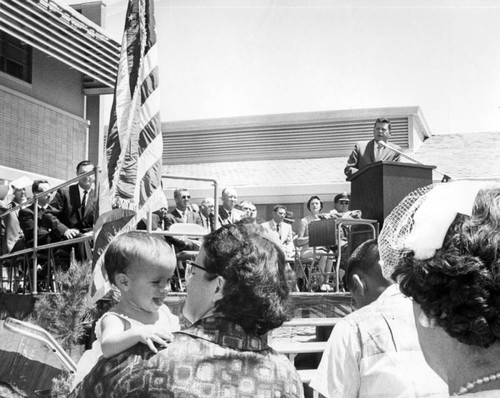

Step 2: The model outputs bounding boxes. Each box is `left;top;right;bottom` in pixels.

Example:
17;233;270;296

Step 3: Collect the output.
47;184;96;234
217;206;244;227
199;213;215;233
344;139;401;178
19;203;61;245
164;209;202;230
164;209;202;252
0;202;24;254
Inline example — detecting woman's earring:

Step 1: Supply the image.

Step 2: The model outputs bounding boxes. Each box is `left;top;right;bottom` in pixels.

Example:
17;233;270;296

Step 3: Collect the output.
418;311;437;328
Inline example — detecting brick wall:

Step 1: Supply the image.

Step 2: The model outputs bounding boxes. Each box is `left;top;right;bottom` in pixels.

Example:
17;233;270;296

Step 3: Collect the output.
0;85;88;181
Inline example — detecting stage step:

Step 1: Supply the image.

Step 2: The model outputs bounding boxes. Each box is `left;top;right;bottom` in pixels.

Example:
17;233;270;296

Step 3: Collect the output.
270;341;327;363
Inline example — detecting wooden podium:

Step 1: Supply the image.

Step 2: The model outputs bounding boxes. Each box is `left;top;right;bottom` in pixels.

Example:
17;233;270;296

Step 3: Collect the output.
348;161;435;226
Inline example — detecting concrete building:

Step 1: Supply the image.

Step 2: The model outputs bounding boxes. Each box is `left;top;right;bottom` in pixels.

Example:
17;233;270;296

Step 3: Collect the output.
0;0;118;187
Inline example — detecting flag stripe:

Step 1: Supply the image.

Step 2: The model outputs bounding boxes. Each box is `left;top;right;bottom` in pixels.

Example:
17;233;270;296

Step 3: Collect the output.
91;0;166;303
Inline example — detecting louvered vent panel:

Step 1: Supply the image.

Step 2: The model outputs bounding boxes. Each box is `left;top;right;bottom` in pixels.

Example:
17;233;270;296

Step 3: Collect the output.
162;116;408;165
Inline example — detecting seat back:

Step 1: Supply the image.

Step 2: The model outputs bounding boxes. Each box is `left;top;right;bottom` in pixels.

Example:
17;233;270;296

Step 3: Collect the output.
308;219;336;247
168;223;207;237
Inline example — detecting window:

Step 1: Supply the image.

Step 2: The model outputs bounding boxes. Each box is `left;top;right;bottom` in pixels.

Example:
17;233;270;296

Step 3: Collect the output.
0;31;32;83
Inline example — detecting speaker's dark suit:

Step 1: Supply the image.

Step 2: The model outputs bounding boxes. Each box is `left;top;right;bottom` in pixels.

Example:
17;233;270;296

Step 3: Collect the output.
344;139;401;178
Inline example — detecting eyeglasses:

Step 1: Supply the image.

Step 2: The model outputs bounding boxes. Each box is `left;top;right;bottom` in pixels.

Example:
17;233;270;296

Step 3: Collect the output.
186;261;206;275
338;201;350;205
185;260;221;279
181;195;191;199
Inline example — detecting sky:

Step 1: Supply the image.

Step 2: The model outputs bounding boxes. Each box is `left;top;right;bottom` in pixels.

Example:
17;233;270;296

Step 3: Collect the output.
63;0;500;135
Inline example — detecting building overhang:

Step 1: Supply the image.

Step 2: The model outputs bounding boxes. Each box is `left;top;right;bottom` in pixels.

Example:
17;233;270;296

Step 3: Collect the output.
0;0;119;93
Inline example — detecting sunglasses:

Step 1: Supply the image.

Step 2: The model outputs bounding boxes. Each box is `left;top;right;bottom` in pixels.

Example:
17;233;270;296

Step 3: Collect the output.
181;195;191;199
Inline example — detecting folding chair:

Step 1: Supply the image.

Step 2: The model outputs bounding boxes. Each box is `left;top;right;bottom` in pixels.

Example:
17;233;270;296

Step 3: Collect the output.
308;219;338;291
293;239;311;292
4;317;77;374
168;223;207;292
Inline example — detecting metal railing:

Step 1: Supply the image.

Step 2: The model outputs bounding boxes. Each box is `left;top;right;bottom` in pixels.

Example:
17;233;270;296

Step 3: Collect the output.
145;174;219;238
0;168;98;294
4;317;77;373
1;171;218;293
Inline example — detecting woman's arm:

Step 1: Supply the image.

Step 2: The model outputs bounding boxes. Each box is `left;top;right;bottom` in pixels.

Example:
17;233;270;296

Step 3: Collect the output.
295;218;309;247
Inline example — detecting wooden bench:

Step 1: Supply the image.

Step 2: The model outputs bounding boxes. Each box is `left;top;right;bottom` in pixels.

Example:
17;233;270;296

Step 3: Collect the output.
269;317;339;398
268;317;339;344
270;341;327;363
282;317;340;328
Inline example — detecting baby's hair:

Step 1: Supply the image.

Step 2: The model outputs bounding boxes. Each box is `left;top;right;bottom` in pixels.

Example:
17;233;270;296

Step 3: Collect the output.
104;231;175;285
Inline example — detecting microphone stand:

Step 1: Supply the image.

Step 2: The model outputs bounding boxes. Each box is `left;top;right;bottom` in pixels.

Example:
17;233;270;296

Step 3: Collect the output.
379;142;451;183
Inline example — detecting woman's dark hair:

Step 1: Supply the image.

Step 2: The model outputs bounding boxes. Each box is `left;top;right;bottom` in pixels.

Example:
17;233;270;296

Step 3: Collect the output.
201;220;292;335
307;195;323;211
393;187;500;348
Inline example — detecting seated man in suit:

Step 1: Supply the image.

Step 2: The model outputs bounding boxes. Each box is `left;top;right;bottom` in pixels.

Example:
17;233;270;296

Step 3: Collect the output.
329;192;362;219
199;197;215;233
239;200;258;223
218;187;244;226
47;160;96;240
0;181;28;254
261;205;295;259
344;118;401;179
19;180;61;246
164;188;202;252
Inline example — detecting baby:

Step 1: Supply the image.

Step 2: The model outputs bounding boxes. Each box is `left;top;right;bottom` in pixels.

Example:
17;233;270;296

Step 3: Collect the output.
73;231;180;388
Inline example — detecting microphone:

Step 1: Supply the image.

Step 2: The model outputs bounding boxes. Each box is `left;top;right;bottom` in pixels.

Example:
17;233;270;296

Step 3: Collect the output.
378;141;451;182
378;141;396;152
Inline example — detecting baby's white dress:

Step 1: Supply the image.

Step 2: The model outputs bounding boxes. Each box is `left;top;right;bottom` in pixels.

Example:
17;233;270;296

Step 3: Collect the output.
72;304;180;389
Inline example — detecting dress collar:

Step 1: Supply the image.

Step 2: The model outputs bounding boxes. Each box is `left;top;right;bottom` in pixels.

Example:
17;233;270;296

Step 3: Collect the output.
179;316;269;352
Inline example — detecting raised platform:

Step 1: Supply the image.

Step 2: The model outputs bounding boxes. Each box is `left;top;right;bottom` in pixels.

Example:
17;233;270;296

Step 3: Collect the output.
164;291;352;319
0;291;352;321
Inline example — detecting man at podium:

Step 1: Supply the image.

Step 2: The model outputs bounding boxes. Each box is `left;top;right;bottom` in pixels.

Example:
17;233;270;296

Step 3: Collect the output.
344;118;401;179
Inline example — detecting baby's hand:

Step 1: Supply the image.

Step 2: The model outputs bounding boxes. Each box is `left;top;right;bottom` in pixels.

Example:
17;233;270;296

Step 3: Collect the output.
136;325;174;354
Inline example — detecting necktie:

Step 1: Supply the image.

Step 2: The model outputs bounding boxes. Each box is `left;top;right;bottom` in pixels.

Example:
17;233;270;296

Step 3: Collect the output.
81;190;88;217
376;145;383;160
209;213;215;232
276;223;281;238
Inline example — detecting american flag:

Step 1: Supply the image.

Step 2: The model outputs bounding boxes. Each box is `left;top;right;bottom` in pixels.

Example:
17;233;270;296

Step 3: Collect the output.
90;0;166;303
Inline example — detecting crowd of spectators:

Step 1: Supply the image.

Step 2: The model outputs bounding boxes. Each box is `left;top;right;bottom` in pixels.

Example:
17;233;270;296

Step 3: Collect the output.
3;129;500;397
1;159;363;295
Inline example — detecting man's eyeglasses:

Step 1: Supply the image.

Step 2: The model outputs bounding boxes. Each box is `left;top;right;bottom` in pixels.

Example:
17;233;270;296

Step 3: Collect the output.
181;195;191;199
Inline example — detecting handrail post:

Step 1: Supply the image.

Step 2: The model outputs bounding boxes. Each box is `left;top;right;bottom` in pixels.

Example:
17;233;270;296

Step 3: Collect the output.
33;196;39;294
213;181;218;231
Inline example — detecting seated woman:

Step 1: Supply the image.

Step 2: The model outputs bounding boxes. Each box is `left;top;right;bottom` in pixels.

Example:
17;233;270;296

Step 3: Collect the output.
380;182;500;397
70;221;303;398
296;195;334;291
